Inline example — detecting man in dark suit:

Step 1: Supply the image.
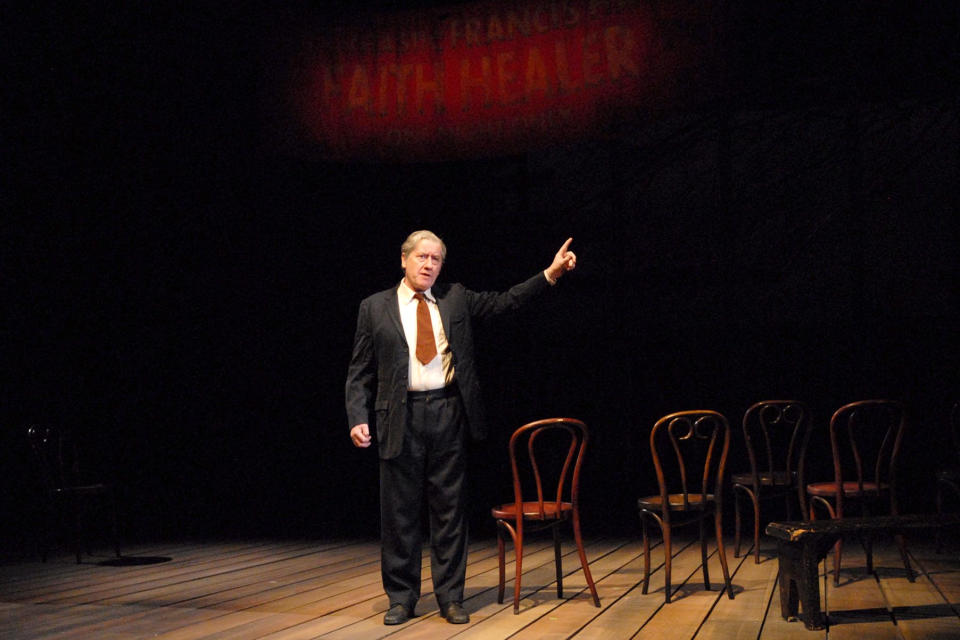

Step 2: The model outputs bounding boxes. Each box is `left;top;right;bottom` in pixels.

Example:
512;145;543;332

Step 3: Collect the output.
345;230;577;625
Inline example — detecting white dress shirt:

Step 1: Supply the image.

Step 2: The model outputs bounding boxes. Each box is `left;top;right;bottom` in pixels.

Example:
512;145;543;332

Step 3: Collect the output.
397;280;455;391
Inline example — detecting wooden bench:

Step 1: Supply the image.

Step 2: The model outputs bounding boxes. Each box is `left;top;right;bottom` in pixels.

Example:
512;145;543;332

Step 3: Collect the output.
765;513;960;630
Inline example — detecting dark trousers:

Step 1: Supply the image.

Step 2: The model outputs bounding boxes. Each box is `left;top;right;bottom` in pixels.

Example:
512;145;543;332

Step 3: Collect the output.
379;389;468;610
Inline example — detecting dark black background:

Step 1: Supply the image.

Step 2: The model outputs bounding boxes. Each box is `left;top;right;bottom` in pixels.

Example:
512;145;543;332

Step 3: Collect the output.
4;1;958;555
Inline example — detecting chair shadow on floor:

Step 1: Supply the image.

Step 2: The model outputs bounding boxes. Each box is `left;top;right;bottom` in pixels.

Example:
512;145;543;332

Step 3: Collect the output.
828;602;958;626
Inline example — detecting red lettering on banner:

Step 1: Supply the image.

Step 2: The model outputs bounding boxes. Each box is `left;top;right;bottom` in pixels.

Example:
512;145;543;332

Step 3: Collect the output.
506;10;531;39
465;17;483;46
582;30;603;85
554;38;579;93
346;65;370;113
605;25;637;80
532;7;551;33
415;63;444;114
487;15;505;42
460;56;494;110
497;51;520;104
292;0;718;160
525;46;549;98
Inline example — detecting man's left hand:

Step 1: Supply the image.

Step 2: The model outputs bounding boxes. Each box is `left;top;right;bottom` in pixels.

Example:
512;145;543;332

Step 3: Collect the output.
545;237;577;283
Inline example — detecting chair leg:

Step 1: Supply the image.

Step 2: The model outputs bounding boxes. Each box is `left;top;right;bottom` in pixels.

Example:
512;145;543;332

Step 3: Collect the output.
751;491;761;565
496;523;506;604
641;515;651;595
810;496;842;586
39;497;56;563
109;489;121;558
71;495;83;564
936;481;944;553
663;522;673;603
832;528;843;586
699;515;711;590
734;488;742;558
715;510;734;599
861;503;875;576
732;486;760;563
894;533;914;582
571;510;600;607
552;525;563;599
863;532;874;574
513;525;524;614
935;479;960;554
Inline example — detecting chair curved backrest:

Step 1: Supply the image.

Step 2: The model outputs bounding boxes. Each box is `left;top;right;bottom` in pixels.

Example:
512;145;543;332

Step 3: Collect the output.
508;418;588;521
828;399;906;516
27;426;77;494
650;410;730;517
742;400;810;509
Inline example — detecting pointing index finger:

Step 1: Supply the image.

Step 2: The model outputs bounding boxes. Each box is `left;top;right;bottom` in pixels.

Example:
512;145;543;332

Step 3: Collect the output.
559;237;573;254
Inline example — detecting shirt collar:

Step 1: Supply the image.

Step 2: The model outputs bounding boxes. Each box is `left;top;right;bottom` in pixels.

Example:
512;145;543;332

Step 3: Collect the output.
398;279;435;304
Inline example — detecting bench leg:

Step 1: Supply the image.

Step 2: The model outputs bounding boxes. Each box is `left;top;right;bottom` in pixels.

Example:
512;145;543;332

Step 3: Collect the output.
779;577;799;623
799;542;827;630
777;543;800;622
777;540;827;630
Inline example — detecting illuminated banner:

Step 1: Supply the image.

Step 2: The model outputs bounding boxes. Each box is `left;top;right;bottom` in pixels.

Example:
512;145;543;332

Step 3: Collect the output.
291;0;719;160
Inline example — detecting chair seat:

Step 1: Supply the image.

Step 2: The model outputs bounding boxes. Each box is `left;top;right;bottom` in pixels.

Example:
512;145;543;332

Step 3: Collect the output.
806;481;888;497
731;470;795;487
637;493;715;511
53;483;111;496
491;501;572;520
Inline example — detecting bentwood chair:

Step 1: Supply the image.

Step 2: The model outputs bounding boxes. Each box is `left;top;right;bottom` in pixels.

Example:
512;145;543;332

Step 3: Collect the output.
638;410;734;603
804;400;911;584
491;418;600;614
732;400;811;563
935;402;960;551
27;426;121;563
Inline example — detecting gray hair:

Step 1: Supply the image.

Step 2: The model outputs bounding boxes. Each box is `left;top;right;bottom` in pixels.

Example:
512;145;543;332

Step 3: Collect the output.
401;230;447;261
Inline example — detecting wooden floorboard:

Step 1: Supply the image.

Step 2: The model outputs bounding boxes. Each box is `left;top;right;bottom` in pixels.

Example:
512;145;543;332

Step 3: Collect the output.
819;549;900;640
2;533;958;639
890;540;960;640
695;544;779;640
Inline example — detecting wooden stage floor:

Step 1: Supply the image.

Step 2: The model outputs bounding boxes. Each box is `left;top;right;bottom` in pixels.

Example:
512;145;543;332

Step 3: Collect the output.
2;532;958;639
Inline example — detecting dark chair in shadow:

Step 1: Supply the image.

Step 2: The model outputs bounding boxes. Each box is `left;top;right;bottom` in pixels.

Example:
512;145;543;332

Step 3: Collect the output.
491;418;600;614
936;402;960;551
638;410;734;603
732;400;811;563
27;426;121;563
803;400;912;585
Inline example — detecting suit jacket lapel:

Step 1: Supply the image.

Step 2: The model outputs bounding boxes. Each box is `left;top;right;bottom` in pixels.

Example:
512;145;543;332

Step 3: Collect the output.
382;286;405;343
435;284;453;337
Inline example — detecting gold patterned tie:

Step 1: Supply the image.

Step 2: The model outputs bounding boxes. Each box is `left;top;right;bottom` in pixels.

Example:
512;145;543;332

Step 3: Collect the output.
414;293;437;365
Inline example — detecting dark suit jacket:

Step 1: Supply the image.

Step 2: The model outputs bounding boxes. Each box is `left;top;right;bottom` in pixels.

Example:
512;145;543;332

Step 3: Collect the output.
345;272;551;459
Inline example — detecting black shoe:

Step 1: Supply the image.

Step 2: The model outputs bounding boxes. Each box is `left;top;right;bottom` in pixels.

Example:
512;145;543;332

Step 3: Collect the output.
384;603;411;625
440;601;469;624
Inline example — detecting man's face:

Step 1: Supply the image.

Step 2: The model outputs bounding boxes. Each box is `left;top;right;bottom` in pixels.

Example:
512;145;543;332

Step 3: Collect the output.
401;239;443;292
